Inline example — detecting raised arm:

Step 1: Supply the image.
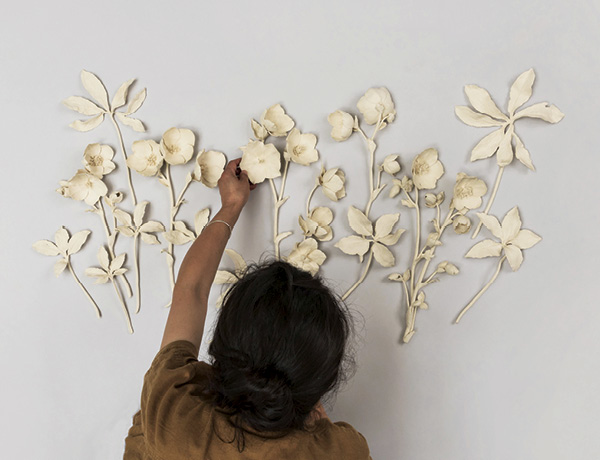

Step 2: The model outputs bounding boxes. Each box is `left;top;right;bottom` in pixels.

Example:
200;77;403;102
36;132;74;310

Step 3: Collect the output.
160;158;253;351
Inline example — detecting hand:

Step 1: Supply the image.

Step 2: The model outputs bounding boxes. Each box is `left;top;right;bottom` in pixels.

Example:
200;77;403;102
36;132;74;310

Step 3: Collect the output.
217;158;255;212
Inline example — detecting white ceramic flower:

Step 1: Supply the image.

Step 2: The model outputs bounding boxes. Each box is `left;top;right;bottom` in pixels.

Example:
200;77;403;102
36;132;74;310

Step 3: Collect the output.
411;148;444;190
455;68;564;169
160;127;195;165
284;128;319;166
451;173;487;211
82;143;115;178
327;110;354;141
192;150;227;188
424;191;445;208
318;166;346;201
239;140;281;184
466;206;541;271
127;140;164;177
67;169;108;206
381;154;401;175
260;104;295;137
298;207;333;241
287;238;326;275
56;180;72;198
357;87;396;125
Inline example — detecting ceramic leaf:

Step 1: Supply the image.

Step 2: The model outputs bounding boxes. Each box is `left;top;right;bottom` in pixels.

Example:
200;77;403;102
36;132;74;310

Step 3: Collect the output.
139;221;164;233
111;79;135;110
372;242;395;267
214;270;238;284
33;240;60;256
513;103;565;123
465;239;503;258
455;106;503;128
62;96;104;116
335;235;371;257
115;112;145;132
81;70;110;110
53;258;68;277
507;68;535;115
126;88;146;114
374;213;399;239
194;208;210;236
464;85;507;121
70;114;104;132
67;230;90;255
348;206;373;236
133;201;148;228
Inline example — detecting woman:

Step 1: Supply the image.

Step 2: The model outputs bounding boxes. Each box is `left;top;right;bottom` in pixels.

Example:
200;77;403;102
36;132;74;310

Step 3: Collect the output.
124;159;371;459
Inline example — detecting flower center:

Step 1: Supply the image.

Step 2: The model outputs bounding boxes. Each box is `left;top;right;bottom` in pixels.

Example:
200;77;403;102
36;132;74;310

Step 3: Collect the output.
413;161;429;175
88;155;102;166
168;145;180;154
293;145;305;156
456;186;473;198
85;179;94;189
147;154;157;166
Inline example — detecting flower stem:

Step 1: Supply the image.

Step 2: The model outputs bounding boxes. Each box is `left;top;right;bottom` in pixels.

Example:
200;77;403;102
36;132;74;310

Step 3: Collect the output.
342;249;374;300
109;113;137;206
269;178;281;259
455;256;506;323
279;159;290;198
165;165;176;291
112;277;134;334
174;175;193;220
68;261;101;318
472;166;504;239
305;183;318;216
133;234;141;314
409;188;421;294
97;201;132;298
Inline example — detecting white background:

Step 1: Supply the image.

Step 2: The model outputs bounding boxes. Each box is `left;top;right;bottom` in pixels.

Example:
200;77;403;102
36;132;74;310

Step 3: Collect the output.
1;1;599;459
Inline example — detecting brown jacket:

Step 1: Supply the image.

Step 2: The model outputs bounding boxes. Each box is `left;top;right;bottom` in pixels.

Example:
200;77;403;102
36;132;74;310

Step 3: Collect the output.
124;340;371;459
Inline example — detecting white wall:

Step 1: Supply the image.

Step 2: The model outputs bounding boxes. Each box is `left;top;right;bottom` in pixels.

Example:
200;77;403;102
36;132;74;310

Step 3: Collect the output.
1;1;599;459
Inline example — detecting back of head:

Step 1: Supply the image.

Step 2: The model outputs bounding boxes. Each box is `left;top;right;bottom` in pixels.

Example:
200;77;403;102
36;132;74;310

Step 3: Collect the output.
205;260;354;442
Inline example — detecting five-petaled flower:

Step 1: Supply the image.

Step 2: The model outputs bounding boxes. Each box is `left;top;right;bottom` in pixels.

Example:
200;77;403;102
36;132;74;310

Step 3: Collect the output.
318;166;346;201
192;150;227;188
299;207;334;241
357;87;396;125
260;104;295;137
455;68;564;170
411;148;444;190
83;143;116;178
327;110;354;141
451;173;487;212
286;238;326;275
239;140;281;184
67;169;108;206
127;140;164;177
466;206;541;271
284;128;319;166
160;128;195;165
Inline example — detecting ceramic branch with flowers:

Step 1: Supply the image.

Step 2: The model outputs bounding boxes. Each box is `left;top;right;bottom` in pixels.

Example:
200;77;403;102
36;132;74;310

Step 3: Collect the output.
455;68;564;238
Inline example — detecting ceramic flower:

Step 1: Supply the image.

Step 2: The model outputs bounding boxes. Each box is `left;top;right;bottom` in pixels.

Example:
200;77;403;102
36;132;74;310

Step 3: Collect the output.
284;128;319;166
192;150;227;188
251;119;268;141
451;173;487;211
424;191;445;208
327;110;354;141
453;215;471;234
298;207;333;241
56;180;72;198
318;166;346;201
160;127;195;165
260;104;295;137
455;68;564;169
357;87;396;125
127;140;164;177
104;191;124;207
389;176;414;198
239;140;281;184
286;238;326;275
82;143;115;178
411;148;444;190
466;207;541;271
381;154;401;175
335;207;405;267
67;169;108;206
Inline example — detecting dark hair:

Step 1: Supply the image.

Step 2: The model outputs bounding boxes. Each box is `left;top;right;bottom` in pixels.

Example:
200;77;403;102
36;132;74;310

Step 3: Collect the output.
204;259;356;451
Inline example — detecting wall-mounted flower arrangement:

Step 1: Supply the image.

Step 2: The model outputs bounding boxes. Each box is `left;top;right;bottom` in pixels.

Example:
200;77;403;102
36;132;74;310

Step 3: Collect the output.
34;69;563;342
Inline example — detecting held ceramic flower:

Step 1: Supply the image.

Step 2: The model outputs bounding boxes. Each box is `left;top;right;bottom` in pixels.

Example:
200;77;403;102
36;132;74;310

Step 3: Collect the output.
239;140;281;184
357;87;396;125
298;207;334;241
83;144;116;178
286;238;326;275
318;166;346;201
127;140;164;176
327;110;354;141
192;150;227;188
260;104;295;137
411;148;444;190
160;127;195;165
284;128;319;166
451;173;488;211
67;169;108;206
381;154;401;175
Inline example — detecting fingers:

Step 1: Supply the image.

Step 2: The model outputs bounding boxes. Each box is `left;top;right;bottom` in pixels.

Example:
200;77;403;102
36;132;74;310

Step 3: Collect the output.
226;158;242;174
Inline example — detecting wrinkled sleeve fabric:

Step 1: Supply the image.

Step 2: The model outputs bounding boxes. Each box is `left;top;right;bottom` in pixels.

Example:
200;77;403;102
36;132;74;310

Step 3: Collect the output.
140;340;210;455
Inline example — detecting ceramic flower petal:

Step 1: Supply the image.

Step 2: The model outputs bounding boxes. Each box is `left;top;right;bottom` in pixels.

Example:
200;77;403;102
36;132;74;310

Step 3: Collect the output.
348;206;373;237
511;229;541;249
372;242;395;267
464;85;508;121
382;155;401;175
196;150;227;188
507;68;535;115
465;239;503;258
504;245;524;271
